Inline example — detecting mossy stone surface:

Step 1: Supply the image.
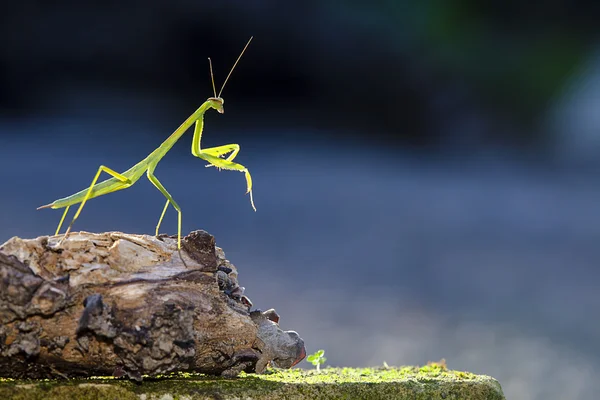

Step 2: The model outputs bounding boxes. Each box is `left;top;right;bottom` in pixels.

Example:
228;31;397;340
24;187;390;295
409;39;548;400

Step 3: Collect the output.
0;365;505;400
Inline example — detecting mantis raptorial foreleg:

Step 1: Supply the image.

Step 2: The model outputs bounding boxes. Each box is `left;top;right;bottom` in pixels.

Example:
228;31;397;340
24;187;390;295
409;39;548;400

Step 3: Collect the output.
190;117;254;209
197;151;255;211
60;165;131;239
146;170;183;249
203;144;240;167
191;119;241;167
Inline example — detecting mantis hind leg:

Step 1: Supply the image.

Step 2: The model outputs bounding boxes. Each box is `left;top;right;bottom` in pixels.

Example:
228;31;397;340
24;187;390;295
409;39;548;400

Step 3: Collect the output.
146;170;183;249
55;205;71;236
62;166;131;240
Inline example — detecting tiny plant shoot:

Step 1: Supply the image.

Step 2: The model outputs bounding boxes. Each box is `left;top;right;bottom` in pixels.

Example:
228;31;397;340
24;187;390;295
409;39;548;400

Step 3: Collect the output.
38;37;256;250
307;349;327;371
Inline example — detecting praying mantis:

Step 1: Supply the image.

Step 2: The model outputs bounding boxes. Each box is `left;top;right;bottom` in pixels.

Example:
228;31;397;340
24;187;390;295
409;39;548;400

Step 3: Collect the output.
38;37;256;250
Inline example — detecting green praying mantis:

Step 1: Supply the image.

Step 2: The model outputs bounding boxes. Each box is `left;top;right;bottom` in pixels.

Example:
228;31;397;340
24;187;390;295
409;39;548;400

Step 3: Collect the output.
38;37;256;250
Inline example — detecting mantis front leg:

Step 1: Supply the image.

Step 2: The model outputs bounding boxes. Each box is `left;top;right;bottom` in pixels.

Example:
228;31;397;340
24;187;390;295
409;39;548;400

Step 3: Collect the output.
146;169;183;249
197;147;255;212
191;118;255;211
203;144;240;168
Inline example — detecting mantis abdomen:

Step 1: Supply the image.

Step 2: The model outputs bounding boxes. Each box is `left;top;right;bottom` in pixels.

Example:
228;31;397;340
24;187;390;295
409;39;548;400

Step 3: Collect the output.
43;179;129;209
39;162;148;209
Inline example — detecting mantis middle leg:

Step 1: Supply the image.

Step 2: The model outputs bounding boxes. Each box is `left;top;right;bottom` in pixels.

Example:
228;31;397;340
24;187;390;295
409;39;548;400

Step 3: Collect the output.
146;170;183;249
61;165;131;239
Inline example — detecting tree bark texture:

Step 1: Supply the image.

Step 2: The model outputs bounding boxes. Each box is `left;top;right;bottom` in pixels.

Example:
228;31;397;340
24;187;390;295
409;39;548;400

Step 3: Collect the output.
0;230;305;380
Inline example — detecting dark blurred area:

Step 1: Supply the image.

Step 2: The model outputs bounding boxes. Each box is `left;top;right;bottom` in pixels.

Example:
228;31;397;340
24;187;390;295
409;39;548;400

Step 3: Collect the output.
3;1;599;150
2;2;600;399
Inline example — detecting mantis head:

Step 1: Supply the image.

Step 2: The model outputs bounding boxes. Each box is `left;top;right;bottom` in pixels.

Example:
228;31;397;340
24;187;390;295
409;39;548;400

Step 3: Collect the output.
207;37;252;114
207;97;225;114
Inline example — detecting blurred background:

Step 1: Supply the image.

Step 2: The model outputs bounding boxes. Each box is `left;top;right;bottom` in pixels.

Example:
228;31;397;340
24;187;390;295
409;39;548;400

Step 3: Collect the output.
1;1;599;398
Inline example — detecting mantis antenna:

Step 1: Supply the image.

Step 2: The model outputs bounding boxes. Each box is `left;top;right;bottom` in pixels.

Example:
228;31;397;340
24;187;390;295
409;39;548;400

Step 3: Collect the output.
208;57;217;98
218;36;253;98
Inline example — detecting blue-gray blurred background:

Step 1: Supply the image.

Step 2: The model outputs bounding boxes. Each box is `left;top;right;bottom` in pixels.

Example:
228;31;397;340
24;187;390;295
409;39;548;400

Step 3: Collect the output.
1;2;599;398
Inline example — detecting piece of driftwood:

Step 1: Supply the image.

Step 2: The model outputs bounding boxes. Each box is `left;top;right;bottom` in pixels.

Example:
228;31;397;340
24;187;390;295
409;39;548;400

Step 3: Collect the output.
0;230;305;380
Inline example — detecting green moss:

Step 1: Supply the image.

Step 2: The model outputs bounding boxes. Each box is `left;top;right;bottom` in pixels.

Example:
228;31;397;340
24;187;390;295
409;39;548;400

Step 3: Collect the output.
0;366;505;400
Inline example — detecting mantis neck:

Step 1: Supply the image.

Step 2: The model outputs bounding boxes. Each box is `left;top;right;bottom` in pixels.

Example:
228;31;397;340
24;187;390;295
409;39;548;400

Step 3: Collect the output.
147;101;211;165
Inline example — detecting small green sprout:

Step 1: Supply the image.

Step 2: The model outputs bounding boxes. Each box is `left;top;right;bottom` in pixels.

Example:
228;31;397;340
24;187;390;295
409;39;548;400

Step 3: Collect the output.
306;349;327;371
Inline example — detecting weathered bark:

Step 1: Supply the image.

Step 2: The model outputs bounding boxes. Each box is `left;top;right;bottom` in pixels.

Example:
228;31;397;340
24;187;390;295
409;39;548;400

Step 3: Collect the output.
0;230;305;380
